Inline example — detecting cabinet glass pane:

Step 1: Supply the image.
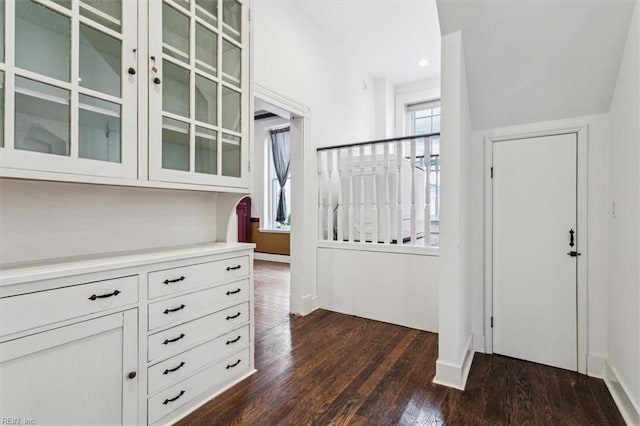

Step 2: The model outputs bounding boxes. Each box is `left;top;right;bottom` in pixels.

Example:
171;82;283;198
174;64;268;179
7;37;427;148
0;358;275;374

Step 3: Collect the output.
79;24;121;98
52;0;71;9
15;77;70;156
196;23;217;75
196;0;217;26
162;117;189;171
221;134;240;177
0;0;4;63
163;2;189;63
195;126;217;174
80;0;122;32
195;75;216;125
221;86;240;132
222;0;241;42
79;95;121;163
163;61;190;118
0;71;4;147
16;1;70;82
222;40;240;85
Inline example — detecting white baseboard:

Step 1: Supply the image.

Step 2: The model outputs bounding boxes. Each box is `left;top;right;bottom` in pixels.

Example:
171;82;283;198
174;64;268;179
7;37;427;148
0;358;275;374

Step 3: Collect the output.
472;331;485;352
433;336;475;390
604;359;640;425
254;252;290;263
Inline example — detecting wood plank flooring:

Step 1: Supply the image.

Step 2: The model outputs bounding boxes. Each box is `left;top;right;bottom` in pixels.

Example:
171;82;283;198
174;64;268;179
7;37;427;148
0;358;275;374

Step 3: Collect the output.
177;261;624;425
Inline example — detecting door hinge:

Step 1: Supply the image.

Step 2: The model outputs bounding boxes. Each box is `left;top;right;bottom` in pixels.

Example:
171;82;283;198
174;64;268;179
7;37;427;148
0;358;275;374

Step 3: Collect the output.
490;316;494;328
490;167;494;178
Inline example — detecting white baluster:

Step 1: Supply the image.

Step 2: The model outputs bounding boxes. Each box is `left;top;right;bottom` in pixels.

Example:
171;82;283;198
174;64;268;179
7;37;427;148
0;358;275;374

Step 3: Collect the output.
327;150;334;241
317;151;325;241
424;137;432;247
396;141;403;245
348;148;355;243
337;149;344;242
383;143;391;244
410;139;417;246
371;144;378;244
359;145;366;243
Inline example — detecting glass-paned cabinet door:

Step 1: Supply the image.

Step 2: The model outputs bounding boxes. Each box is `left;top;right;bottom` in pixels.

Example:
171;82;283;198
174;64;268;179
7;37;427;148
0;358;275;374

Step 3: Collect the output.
0;0;137;179
149;0;249;188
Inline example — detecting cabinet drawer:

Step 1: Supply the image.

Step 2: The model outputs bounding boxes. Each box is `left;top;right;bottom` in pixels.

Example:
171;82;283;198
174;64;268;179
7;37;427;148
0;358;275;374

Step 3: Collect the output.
148;348;250;425
148;256;249;300
148;279;249;331
148;325;249;395
0;276;138;337
148;302;249;363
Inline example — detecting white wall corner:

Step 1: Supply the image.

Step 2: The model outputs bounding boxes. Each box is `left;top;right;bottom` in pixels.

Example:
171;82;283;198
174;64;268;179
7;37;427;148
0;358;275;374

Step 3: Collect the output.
472;331;485;352
604;359;640;425
586;353;607;379
433;336;475;390
298;295;318;316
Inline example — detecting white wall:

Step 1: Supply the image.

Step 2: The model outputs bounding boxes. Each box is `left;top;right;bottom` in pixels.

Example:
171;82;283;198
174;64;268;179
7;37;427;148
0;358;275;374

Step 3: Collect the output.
252;1;376;148
373;78;395;139
607;0;640;420
434;31;474;390
0;179;218;264
471;114;612;373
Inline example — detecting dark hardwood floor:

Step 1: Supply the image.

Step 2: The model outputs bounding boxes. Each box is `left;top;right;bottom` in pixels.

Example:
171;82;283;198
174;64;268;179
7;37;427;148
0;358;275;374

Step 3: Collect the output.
178;261;624;425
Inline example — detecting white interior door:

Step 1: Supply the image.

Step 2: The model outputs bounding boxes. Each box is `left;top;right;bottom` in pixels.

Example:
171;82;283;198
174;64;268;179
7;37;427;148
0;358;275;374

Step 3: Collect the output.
492;133;578;371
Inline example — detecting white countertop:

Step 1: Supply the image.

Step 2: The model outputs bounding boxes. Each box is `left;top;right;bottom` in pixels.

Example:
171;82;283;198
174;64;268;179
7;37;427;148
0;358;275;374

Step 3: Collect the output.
0;242;256;287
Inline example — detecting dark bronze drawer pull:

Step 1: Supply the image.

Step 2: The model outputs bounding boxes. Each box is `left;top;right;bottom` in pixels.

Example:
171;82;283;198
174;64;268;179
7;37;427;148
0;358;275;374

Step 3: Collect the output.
162;333;185;345
226;312;241;320
162;390;185;405
164;304;186;314
226;336;241;345
88;290;121;301
226;288;241;295
226;359;241;369
226;265;242;271
163;276;185;285
163;361;186;375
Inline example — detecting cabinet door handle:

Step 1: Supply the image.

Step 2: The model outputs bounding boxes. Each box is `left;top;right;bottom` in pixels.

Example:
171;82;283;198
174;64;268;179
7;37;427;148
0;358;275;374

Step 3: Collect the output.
164;304;186;314
153;77;161;85
226;359;241;369
163;276;185;285
226;336;241;345
226;312;241;320
88;290;121;300
163;361;186;375
226;265;242;271
128;67;136;75
226;288;241;295
162;333;186;345
162;390;185;405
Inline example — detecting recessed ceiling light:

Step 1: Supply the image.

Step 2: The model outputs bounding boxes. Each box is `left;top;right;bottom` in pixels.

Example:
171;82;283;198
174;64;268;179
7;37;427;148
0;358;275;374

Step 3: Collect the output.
418;59;430;67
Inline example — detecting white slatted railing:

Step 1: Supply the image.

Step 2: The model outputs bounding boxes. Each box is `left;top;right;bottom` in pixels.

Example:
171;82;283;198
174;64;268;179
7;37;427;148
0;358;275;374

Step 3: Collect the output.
317;133;440;248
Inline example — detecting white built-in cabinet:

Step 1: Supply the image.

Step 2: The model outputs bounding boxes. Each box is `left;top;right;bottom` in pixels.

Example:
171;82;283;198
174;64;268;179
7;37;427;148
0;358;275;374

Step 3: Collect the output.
0;243;255;426
0;0;250;191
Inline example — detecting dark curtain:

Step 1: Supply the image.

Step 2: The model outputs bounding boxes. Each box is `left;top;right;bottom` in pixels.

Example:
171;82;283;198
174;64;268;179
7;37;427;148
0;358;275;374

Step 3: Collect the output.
269;127;291;224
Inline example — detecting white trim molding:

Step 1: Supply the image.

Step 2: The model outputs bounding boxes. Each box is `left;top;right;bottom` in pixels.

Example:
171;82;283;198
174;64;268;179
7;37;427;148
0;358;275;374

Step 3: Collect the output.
253;253;290;263
604;359;640;425
433;337;475;390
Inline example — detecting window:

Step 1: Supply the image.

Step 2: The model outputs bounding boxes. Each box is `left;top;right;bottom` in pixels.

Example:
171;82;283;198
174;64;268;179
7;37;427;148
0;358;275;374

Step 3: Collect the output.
266;126;291;230
406;100;440;246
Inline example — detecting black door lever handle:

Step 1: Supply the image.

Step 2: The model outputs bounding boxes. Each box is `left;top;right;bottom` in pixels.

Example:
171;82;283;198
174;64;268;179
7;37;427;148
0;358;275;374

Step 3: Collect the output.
567;251;581;257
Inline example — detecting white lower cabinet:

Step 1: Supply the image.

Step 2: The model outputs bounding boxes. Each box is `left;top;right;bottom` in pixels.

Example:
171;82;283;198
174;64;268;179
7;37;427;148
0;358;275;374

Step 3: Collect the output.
0;310;138;426
0;243;255;426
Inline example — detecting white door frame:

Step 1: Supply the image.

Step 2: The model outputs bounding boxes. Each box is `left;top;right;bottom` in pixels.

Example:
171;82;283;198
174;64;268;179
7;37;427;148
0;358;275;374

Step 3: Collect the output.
484;125;588;374
253;84;317;315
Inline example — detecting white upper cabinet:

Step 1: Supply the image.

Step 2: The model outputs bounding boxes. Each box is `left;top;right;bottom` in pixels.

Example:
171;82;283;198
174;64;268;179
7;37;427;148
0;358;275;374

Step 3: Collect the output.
148;0;249;189
0;0;138;179
0;0;250;191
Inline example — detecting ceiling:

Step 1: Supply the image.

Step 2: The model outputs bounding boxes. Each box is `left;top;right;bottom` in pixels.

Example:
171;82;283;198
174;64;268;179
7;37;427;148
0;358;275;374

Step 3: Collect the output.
437;0;637;130
292;0;442;85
